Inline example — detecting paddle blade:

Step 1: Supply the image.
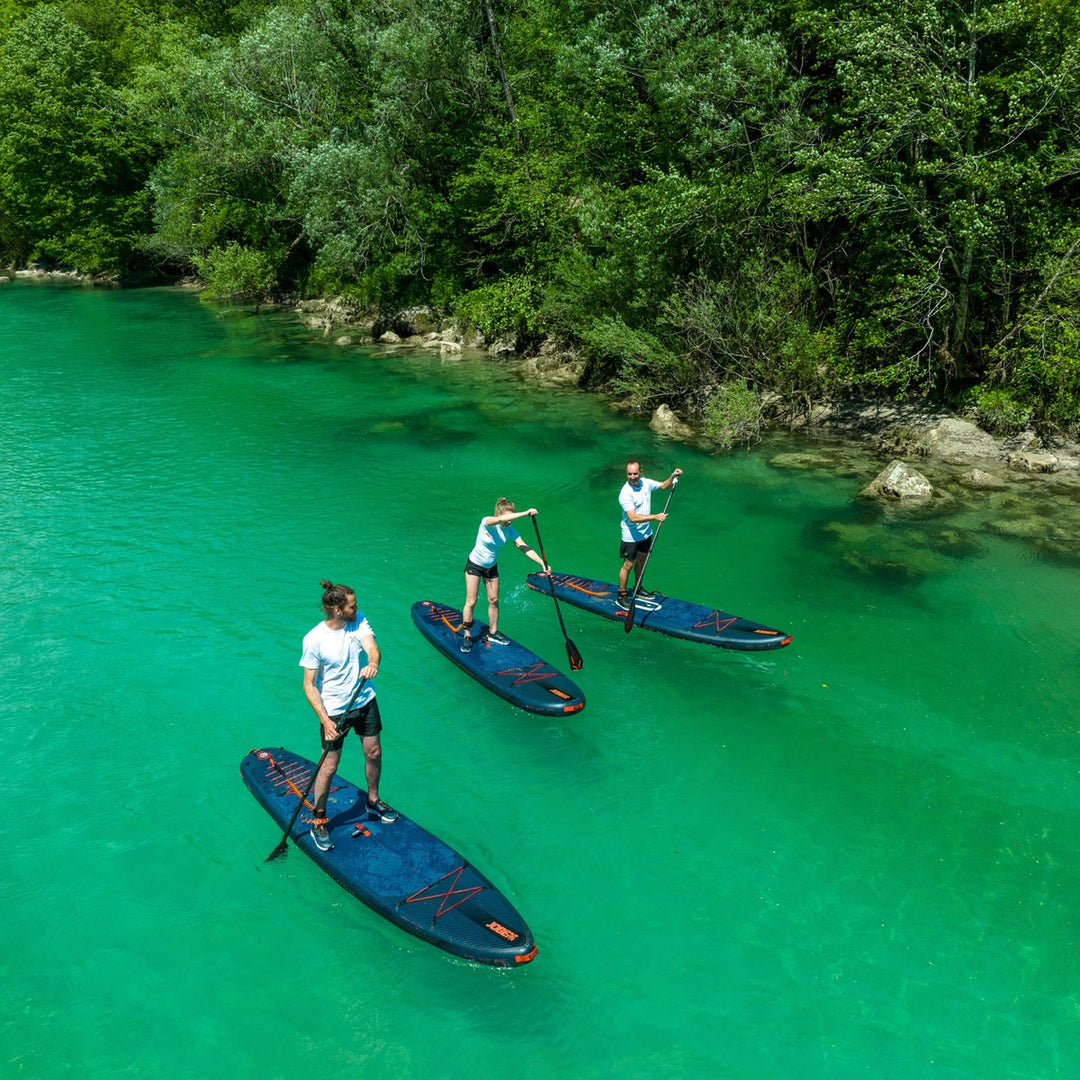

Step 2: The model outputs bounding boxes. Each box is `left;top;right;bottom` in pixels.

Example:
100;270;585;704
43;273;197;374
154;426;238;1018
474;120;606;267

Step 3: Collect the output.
566;639;583;671
623;599;636;632
265;840;289;862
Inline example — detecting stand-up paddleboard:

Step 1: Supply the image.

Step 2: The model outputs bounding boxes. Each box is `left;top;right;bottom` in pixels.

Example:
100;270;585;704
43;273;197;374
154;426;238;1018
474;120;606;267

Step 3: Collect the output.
411;600;585;716
527;572;792;651
241;747;538;966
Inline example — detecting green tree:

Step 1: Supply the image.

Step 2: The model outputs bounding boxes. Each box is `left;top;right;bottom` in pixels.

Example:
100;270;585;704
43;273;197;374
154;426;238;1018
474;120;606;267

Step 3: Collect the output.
132;7;347;278
0;6;152;272
779;0;1080;393
527;0;810;404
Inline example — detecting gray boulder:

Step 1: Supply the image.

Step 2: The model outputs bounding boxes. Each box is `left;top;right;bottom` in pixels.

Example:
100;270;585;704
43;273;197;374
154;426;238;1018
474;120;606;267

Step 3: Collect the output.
859;460;934;500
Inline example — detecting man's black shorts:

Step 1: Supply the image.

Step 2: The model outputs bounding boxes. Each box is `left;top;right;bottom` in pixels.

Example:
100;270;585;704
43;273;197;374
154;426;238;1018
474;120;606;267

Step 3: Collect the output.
620;535;654;561
321;697;382;750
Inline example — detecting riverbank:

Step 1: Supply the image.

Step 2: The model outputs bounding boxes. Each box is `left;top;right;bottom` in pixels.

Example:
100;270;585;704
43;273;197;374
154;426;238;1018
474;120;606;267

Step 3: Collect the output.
291;295;1080;475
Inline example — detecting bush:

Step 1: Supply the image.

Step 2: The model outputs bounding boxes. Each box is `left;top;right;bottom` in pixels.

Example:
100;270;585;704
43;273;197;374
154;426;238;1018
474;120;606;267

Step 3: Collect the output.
583;316;700;408
964;386;1033;435
703;382;763;450
454;274;542;345
194;243;276;309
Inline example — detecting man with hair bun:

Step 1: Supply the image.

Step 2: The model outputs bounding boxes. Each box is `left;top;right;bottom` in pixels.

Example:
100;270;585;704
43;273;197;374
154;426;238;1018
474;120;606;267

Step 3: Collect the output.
299;580;397;852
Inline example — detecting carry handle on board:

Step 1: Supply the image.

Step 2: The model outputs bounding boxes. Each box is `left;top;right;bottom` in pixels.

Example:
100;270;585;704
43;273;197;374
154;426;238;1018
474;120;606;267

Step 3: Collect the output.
265;677;368;861
531;516;583;671
625;476;678;632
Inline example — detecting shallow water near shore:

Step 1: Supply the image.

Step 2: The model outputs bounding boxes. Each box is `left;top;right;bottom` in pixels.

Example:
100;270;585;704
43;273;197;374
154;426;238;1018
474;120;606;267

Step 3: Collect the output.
2;281;1078;1079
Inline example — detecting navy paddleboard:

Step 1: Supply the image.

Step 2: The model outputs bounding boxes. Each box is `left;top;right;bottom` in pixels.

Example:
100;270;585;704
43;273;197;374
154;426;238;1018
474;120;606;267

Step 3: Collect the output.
241;747;537;966
526;572;792;651
411;600;585;716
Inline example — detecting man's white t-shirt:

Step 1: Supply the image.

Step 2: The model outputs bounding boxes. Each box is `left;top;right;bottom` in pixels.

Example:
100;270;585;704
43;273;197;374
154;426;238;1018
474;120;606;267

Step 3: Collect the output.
619;478;662;542
299;616;377;714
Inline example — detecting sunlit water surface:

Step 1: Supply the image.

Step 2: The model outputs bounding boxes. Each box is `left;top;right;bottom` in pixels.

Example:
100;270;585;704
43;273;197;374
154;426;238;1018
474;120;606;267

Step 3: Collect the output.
2;281;1077;1079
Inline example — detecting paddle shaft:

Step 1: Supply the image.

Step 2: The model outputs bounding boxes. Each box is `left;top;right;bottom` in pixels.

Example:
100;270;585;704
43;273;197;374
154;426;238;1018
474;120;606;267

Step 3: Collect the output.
530;517;583;670
266;676;367;861
625;476;678;631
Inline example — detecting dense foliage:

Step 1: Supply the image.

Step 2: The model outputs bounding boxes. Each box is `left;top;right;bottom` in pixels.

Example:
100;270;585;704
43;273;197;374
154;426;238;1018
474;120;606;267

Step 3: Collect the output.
3;0;1080;432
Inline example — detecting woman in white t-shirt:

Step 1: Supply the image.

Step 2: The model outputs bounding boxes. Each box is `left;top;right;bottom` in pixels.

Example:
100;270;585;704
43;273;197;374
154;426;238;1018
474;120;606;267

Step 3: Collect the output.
461;498;549;651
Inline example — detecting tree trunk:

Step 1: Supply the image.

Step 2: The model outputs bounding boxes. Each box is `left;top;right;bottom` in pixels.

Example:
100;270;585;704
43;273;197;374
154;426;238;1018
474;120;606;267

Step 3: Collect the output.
483;0;523;150
950;1;980;373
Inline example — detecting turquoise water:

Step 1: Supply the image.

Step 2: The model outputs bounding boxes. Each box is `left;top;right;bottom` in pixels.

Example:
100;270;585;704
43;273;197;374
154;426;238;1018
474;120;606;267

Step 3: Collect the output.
2;280;1078;1078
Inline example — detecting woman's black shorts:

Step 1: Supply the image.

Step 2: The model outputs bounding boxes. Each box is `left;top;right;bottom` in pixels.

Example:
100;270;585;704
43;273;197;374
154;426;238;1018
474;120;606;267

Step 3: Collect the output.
464;558;499;580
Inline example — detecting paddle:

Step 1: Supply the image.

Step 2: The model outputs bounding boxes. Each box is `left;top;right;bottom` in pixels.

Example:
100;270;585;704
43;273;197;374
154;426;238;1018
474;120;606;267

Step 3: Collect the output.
625;476;678;633
530;516;583;670
265;677;367;862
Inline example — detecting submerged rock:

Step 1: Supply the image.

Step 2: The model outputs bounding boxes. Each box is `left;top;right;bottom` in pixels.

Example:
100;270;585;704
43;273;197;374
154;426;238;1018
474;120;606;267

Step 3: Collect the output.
859;460;934;500
813;518;959;583
959;468;1007;490
1008;450;1059;473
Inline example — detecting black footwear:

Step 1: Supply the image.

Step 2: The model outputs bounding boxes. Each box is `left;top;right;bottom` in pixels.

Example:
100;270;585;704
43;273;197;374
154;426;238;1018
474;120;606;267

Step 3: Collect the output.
635;589;657;601
616;592;629;609
311;819;334;850
366;798;399;823
486;630;510;645
460;633;473;653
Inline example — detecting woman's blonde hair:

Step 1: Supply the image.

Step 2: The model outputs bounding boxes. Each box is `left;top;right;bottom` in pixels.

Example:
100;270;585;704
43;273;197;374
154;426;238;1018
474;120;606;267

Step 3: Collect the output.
494;497;516;515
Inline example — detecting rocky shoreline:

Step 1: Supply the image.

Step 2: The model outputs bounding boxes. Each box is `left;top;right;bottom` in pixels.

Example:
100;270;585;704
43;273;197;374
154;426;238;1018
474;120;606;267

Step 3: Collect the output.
293;296;1080;474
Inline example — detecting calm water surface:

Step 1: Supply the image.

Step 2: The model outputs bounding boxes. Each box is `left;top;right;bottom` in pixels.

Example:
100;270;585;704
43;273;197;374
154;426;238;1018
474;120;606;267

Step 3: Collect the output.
2;281;1078;1078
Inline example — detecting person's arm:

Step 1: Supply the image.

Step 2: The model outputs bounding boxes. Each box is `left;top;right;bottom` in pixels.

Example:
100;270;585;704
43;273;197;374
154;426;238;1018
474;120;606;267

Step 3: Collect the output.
658;468;683;491
303;666;339;741
358;632;381;680
484;507;539;526
514;535;549;572
622;490;657;525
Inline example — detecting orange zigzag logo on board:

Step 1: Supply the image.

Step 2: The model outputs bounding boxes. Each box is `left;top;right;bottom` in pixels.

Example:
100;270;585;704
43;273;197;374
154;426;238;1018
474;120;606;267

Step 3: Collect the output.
494;662;557;686
692;612;738;634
